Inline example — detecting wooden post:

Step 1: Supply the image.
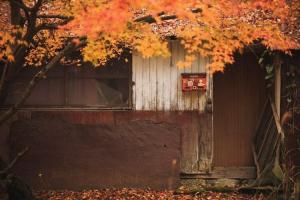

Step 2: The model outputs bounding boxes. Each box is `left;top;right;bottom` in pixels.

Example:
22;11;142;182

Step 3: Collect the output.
294;179;300;200
274;53;281;118
198;66;213;172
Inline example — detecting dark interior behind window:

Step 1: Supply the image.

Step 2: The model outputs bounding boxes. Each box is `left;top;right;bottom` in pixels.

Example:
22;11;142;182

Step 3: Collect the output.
4;52;132;109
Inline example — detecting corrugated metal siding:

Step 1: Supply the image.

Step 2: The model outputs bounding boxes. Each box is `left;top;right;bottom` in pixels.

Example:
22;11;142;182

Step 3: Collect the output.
132;40;209;111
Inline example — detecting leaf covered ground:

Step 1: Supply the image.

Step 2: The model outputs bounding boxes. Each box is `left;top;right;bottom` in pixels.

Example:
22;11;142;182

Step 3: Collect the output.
35;188;265;200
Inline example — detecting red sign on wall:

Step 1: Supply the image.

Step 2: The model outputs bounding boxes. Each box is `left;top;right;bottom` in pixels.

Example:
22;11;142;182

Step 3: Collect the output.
181;73;206;92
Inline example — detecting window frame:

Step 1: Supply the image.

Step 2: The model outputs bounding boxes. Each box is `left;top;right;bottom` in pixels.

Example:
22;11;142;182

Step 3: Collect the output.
2;55;133;111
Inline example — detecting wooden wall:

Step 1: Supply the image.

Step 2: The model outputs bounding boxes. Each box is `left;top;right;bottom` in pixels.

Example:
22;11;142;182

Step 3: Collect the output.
213;53;266;167
132;40;210;111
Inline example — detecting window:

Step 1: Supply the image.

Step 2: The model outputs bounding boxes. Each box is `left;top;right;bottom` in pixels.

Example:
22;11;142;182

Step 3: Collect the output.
4;53;132;109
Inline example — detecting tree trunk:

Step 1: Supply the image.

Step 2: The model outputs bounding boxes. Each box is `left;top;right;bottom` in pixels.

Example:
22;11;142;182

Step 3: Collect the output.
0;148;36;200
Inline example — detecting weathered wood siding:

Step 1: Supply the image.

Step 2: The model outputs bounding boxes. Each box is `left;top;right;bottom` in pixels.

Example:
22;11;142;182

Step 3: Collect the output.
132;40;210;111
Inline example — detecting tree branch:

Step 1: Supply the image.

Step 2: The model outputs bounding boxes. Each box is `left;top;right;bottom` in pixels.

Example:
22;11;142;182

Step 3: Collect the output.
8;0;30;25
32;0;43;12
8;0;30;12
0;147;29;175
37;14;73;21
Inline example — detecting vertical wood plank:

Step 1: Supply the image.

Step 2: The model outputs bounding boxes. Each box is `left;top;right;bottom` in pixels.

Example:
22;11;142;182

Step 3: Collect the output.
170;41;179;110
156;54;164;110
180;112;201;173
198;61;213;171
149;57;157;110
142;57;150;110
198;55;209;110
177;42;186;111
274;53;281;118
134;53;143;110
163;52;171;110
183;49;193;110
191;54;199;110
132;52;137;109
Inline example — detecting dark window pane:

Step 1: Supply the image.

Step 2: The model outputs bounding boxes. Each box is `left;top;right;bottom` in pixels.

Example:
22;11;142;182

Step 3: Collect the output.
4;52;131;108
66;54;131;79
4;78;65;106
65;52;131;107
18;66;64;78
67;78;129;106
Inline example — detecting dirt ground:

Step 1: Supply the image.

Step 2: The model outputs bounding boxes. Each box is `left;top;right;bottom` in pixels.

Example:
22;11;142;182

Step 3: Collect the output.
35;189;265;200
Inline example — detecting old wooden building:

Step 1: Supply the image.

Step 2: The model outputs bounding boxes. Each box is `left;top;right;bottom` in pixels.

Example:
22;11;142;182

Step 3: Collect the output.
0;40;270;190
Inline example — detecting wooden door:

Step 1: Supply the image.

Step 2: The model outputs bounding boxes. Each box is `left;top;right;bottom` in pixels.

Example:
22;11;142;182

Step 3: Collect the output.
213;53;266;167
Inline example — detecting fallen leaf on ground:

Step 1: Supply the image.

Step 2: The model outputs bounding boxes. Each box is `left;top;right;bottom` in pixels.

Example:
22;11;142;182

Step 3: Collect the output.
35;188;265;200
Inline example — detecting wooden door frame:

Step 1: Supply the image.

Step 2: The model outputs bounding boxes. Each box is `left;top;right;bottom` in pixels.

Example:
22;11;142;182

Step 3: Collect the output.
197;70;214;172
181;55;270;180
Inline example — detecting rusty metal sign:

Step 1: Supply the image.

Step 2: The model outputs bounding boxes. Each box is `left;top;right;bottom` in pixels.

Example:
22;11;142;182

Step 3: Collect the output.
181;73;206;92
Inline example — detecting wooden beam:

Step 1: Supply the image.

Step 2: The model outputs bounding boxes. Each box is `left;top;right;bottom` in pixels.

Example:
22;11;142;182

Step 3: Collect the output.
274;53;282;118
198;66;213;172
270;97;284;140
181;167;256;179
